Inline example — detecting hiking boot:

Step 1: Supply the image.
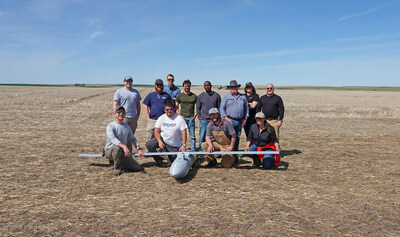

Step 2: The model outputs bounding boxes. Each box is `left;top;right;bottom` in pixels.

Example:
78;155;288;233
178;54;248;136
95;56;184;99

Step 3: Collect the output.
252;156;261;167
113;169;123;176
205;159;218;168
221;155;235;168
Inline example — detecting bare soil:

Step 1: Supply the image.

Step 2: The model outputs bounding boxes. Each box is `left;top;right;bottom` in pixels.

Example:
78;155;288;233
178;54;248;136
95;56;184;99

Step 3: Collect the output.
1;86;399;236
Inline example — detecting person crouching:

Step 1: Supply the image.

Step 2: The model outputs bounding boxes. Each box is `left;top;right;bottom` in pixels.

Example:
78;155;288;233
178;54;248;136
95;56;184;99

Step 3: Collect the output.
145;101;188;165
201;108;237;168
244;112;281;169
104;106;144;176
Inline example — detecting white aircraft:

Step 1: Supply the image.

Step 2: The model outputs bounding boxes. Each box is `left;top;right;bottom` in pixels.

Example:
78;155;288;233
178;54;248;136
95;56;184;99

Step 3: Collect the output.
80;150;279;179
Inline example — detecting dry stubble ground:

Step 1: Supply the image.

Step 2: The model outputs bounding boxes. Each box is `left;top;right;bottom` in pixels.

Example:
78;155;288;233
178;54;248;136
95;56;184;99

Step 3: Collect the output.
0;86;399;236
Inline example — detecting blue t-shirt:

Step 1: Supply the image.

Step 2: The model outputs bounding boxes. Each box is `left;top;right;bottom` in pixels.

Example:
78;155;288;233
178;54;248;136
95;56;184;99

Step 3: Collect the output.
143;91;172;119
163;85;181;100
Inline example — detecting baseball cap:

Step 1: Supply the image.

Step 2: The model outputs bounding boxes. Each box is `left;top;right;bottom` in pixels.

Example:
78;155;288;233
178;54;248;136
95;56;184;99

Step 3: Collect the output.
208;108;219;114
255;112;265;119
124;76;133;82
245;82;254;87
115;106;125;112
155;79;163;85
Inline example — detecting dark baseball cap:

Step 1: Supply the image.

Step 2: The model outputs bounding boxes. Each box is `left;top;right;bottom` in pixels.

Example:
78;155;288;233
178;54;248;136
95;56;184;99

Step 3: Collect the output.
155;79;163;85
245;82;254;87
115;106;125;112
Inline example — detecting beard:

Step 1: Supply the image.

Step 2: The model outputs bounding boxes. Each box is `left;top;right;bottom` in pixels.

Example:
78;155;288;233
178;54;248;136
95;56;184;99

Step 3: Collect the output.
155;86;163;93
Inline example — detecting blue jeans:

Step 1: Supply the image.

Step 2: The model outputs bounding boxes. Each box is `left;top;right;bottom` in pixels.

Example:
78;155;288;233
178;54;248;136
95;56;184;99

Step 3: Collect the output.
249;144;275;169
198;119;209;151
184;118;196;150
230;119;242;151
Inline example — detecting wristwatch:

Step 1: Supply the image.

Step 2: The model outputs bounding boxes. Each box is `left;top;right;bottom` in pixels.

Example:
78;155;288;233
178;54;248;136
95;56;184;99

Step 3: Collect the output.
182;144;186;147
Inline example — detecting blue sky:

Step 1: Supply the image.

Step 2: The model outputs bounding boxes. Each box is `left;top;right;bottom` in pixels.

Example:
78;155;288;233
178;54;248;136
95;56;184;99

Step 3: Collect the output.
1;0;399;86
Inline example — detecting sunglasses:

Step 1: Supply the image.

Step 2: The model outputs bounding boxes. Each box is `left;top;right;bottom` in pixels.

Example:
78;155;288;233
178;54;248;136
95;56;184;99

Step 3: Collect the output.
165;108;173;112
116;111;126;114
167;79;174;81
155;84;163;87
267;88;273;90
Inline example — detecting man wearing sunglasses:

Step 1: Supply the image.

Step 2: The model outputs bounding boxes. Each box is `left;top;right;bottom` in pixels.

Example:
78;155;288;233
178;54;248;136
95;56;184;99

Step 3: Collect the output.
256;83;285;139
146;101;187;166
104;106;144;176
113;76;142;150
163;74;181;103
143;79;172;141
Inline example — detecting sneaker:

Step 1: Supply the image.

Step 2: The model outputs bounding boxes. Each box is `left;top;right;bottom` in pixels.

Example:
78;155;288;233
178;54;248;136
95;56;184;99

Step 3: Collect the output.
114;169;123;176
205;159;218;168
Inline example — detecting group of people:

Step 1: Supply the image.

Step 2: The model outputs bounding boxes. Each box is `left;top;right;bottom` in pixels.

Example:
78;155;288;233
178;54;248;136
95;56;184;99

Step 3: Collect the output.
104;74;285;176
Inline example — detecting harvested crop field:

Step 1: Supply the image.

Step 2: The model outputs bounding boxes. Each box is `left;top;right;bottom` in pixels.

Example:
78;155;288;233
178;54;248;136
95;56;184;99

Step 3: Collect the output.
1;85;399;236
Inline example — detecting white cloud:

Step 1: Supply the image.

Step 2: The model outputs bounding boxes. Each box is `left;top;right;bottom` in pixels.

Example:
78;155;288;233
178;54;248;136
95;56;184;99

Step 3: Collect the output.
86;31;104;43
335;6;383;22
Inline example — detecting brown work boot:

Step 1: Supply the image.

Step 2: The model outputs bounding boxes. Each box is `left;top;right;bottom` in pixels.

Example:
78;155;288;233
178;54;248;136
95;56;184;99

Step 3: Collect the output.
221;155;235;168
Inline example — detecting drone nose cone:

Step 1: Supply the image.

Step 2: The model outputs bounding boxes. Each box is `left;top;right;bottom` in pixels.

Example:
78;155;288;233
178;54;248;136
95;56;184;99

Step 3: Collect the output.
169;153;195;178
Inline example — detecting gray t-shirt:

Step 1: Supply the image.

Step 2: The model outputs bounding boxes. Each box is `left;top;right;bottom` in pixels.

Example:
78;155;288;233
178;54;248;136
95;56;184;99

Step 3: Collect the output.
113;87;142;118
205;119;236;141
105;121;139;150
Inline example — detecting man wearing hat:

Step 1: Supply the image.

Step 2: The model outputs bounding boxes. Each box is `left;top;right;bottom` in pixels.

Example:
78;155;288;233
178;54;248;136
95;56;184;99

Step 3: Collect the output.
143;79;172;141
104;106;144;176
201;108;237;168
113;76;142;149
219;80;249;151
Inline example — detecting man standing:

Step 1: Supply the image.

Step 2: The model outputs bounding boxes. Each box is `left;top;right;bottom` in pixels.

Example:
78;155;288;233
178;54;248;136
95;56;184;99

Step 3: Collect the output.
143;79;172;141
201;108;237;168
146;101;187;165
176;79;197;151
219;80;249;151
163;74;181;103
256;83;284;139
113;76;142;149
196;81;221;150
104;106;144;176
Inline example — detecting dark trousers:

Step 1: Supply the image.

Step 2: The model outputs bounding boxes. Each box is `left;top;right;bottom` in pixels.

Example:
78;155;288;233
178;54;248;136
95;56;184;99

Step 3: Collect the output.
145;138;180;163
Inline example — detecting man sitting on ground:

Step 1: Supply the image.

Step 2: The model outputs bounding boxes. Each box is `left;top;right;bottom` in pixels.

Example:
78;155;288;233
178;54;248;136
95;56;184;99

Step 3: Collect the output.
201;108;237;168
104;106;144;176
145;101;187;165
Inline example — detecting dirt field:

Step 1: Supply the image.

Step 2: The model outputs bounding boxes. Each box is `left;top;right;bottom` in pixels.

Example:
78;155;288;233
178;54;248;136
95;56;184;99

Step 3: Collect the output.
1;85;399;236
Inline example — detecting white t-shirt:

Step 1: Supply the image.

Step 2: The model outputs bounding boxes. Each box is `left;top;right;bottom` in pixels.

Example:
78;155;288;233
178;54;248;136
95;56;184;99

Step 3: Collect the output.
155;113;187;147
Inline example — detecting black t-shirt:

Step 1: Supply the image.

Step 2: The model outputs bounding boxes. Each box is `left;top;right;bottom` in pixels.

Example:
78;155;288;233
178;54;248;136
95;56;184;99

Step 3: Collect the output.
245;93;259;119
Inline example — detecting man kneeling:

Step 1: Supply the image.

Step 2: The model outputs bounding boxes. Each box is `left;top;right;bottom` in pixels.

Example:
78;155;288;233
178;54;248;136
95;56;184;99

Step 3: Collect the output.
201;108;237;168
104;106;144;176
146;101;187;165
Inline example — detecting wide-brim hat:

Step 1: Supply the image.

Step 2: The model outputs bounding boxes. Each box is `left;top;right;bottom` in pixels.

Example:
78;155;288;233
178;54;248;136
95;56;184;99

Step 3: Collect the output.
226;80;241;88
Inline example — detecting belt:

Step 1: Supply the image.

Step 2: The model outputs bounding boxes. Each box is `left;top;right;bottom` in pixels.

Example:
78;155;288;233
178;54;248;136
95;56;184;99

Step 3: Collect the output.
228;116;242;120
